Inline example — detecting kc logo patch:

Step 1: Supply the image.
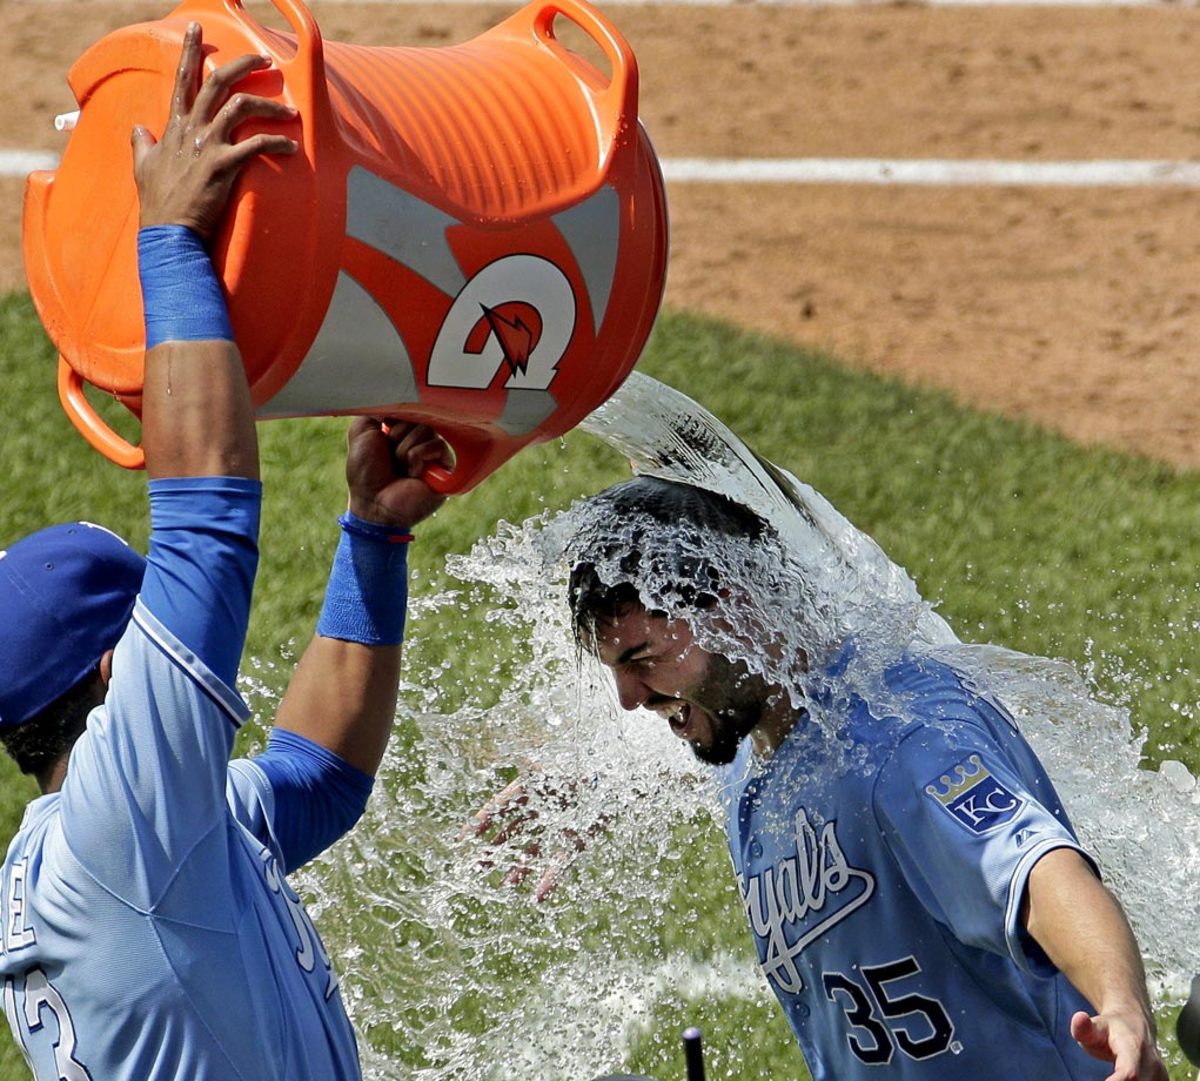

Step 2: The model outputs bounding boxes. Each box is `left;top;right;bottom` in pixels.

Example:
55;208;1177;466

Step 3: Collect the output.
925;754;1025;834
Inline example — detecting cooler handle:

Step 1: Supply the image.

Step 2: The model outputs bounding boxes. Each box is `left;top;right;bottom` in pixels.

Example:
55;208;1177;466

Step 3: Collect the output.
221;0;323;68
528;0;638;146
220;0;330;153
58;359;146;470
418;427;508;495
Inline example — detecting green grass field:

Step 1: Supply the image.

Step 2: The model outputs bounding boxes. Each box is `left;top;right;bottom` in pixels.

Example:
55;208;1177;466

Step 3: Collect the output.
1;288;1197;1078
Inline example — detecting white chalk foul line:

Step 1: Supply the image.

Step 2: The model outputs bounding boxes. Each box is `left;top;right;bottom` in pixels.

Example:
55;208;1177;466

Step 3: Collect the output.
7;152;1200;186
662;158;1200;186
611;0;1170;4
0;151;60;177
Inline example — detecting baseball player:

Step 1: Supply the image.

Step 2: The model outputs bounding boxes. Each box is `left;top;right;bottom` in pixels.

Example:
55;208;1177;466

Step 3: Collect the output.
0;25;449;1079
562;476;1167;1081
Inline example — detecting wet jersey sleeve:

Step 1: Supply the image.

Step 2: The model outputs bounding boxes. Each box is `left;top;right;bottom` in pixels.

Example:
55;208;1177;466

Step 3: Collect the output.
139;477;261;685
872;717;1092;976
56;478;261;916
227;729;374;874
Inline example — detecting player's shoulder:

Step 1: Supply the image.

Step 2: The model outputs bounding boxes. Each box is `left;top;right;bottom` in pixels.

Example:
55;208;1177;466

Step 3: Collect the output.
116;600;250;726
881;652;1003;732
2;794;70;900
884;651;966;697
870;685;1013;807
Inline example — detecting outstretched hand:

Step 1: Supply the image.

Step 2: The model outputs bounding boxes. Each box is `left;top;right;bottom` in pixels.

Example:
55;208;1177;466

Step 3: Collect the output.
132;21;297;236
460;772;612;902
1070;1009;1167;1081
346;418;451;528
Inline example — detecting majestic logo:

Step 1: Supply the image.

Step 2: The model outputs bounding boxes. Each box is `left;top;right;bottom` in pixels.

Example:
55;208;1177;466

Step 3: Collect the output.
738;809;875;996
925;754;1025;835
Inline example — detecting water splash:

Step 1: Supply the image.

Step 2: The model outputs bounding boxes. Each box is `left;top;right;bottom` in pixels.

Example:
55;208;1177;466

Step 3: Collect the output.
249;371;1198;1078
940;643;1200;1001
581;372;1200;998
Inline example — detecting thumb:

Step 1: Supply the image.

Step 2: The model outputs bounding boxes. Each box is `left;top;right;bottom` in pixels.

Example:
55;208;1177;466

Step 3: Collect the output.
1071;1012;1114;1060
130;125;156;171
534;866;561;903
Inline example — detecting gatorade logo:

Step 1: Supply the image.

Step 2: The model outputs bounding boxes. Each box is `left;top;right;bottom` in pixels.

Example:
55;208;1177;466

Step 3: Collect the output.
428;255;576;392
474;302;542;381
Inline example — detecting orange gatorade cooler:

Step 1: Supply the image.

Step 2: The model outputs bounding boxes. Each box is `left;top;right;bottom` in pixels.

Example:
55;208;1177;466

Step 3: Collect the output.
23;0;668;492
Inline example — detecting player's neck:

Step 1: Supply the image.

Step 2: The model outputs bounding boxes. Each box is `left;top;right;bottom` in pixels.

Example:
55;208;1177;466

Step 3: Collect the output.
39;757;69;795
750;692;800;759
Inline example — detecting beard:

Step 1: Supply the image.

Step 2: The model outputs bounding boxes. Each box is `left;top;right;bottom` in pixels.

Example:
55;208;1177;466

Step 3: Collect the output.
687;652;765;766
689;710;757;765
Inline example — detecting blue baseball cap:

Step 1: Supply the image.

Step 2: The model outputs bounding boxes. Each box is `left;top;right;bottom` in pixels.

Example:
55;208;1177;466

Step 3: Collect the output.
0;522;145;729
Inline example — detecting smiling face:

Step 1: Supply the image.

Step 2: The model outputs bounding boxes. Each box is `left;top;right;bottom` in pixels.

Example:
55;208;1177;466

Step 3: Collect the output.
591;602;772;765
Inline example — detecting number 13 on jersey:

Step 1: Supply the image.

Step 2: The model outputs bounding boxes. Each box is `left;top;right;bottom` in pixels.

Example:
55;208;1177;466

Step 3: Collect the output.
5;971;93;1081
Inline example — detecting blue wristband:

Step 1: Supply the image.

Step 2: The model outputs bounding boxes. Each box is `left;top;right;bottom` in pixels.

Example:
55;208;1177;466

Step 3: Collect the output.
138;225;235;349
316;513;411;645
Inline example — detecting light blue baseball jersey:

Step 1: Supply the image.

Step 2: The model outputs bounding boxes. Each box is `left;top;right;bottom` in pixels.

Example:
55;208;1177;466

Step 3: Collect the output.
0;479;365;1080
719;648;1108;1080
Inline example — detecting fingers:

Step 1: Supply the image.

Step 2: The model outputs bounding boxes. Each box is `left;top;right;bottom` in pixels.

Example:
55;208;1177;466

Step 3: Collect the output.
134;23;298;233
169;22;204;124
405;438;453;477
344;417;451;527
1071;1014;1128;1081
1071;1011;1168;1081
190;52;272;127
534;867;561;903
165;32;295;157
130;125;157;173
388;421;437;455
220;130;300;170
461;781;547;896
208;89;297;146
489;814;541;848
193;62;299;174
347;416;379;440
459;773;602;905
1071;1012;1102;1051
378;420;453;478
460;780;531;839
1072;1013;1122;1068
500;845;542;887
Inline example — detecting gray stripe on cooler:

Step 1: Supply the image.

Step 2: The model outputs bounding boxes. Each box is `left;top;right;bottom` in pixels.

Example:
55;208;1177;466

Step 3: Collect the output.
345;165;466;295
257;271;418;418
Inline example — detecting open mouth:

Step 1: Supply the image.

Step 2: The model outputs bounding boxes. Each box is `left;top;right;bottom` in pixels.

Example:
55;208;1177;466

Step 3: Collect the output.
668;703;692;739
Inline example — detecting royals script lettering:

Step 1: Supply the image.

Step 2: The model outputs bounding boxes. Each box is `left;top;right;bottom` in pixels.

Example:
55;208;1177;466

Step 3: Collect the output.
738;808;875;994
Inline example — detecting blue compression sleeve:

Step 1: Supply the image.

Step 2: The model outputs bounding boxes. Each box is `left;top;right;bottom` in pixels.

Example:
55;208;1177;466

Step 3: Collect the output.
316;513;411;645
143;477;262;687
138;225;234;348
253;728;375;873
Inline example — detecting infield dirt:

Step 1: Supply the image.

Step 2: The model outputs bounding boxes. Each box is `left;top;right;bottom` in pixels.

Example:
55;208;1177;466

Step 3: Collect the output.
2;0;1197;466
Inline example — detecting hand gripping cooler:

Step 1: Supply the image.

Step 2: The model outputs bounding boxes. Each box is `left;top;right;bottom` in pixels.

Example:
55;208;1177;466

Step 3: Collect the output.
23;0;668;492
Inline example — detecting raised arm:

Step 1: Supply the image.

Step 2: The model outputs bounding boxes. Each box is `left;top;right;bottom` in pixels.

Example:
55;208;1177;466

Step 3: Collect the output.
1022;848;1167;1081
126;21;295;678
58;25;297;903
274;418;450;775
133;21;295;480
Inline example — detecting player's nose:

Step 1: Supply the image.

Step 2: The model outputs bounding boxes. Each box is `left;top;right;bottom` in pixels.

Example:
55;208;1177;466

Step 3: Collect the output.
612;667;650;712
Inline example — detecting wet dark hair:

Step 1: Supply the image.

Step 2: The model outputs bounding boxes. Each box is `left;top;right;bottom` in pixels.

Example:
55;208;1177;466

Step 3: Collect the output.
0;666;103;788
567;477;768;648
